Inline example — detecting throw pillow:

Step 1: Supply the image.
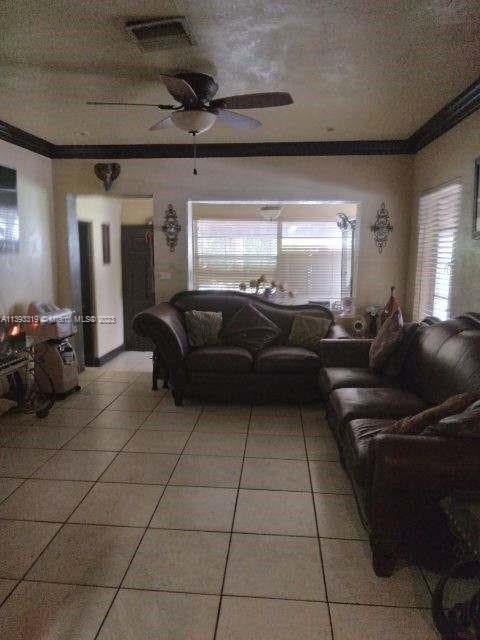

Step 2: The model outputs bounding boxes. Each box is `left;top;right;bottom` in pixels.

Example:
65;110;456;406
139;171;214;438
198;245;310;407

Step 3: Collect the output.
287;315;332;352
184;310;223;347
369;306;404;371
220;304;281;354
422;399;480;438
380;322;423;378
384;391;480;436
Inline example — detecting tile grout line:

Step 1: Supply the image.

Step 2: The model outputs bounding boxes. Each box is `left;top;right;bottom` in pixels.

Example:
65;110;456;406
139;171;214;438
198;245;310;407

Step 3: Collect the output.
300;405;336;640
92;400;205;640
0;376;168;612
212;403;253;640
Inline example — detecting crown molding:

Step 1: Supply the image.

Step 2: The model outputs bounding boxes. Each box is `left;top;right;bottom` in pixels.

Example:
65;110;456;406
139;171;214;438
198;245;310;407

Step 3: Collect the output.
408;75;480;152
1;76;478;159
0;120;54;158
51;138;411;159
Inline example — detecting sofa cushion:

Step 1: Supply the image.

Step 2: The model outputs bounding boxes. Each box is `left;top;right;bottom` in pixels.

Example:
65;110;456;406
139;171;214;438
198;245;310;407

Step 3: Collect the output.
330;387;427;425
344;418;393;486
220;304;281;354
319;367;396;396
186;346;253;373
255;345;322;374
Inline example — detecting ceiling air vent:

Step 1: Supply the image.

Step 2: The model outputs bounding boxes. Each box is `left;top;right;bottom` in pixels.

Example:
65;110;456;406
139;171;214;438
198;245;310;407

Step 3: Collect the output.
124;16;195;51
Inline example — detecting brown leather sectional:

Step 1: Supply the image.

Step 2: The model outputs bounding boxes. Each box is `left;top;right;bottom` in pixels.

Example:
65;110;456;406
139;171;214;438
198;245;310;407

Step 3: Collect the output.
319;314;480;576
133;290;348;405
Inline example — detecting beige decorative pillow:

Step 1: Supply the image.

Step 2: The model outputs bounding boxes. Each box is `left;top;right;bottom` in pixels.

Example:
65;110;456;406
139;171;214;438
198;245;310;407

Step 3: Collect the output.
287;315;332;352
185;310;223;347
369;308;403;371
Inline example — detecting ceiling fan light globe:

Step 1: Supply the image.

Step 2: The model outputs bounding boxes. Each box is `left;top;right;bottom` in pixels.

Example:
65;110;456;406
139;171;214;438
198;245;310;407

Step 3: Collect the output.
171;109;216;134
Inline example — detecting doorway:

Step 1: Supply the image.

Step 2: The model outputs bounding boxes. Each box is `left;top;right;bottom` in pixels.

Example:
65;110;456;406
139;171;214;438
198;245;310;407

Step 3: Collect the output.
77;220;95;366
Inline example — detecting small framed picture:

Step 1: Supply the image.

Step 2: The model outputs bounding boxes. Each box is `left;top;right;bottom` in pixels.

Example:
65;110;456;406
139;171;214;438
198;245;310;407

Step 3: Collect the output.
101;223;111;264
473;157;480;239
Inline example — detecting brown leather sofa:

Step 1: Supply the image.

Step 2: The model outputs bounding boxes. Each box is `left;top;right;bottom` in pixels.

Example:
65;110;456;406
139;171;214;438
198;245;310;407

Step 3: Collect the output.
133;290;348;405
319;314;480;576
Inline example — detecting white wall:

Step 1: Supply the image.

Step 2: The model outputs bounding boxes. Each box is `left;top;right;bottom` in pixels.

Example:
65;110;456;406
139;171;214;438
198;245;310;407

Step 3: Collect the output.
53;155;413;315
408;110;480;317
0;140;55;315
76;195;124;359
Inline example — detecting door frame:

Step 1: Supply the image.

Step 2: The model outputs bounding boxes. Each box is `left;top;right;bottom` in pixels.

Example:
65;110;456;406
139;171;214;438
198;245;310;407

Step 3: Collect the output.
66;193;154;369
77;220;96;366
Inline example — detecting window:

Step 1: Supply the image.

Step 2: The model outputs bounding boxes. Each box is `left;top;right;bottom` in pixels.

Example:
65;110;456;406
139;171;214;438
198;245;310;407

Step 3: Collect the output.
413;182;462;321
191;206;355;304
0;166;19;254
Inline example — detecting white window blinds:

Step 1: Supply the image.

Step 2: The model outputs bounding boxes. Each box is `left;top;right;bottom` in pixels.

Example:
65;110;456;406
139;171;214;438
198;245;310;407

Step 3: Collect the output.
413;182;462;321
192;213;352;304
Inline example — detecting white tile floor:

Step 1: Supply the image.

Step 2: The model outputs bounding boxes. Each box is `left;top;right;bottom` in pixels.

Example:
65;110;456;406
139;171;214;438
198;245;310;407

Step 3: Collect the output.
0;351;444;639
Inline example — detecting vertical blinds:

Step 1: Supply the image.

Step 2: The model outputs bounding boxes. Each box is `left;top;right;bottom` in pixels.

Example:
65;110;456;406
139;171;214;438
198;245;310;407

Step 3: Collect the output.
0;166;19;253
413;182;462;321
192;215;351;304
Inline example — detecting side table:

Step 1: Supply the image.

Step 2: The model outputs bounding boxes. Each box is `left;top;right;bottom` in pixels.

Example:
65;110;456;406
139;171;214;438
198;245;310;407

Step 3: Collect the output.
432;493;480;639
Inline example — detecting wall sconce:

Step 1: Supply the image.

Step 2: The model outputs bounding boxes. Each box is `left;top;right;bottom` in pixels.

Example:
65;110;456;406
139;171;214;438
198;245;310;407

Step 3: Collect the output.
161;204;181;252
94;163;121;191
371;202;393;253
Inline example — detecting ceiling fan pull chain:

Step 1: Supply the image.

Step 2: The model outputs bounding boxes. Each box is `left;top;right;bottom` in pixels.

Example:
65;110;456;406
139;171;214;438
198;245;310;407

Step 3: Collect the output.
192;132;198;175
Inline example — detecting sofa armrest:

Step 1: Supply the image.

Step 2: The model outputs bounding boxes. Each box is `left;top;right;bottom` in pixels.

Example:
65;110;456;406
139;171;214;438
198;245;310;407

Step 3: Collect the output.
320;338;372;367
371;434;480;493
367;433;480;553
133;304;189;377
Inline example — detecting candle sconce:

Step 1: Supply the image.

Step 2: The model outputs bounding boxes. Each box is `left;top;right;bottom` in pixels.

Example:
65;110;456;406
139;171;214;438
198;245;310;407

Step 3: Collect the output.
371;202;393;254
161;204;181;252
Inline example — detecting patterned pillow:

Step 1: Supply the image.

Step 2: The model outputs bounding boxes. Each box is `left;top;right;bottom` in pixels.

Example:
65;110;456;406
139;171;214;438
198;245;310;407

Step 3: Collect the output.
220;304;281;354
369;307;404;371
287;315;332;352
184;310;223;347
380;322;423;377
385;391;480;435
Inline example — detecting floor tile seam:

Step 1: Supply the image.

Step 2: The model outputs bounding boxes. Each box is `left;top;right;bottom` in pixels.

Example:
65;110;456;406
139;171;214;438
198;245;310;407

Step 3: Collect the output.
92;404;206;640
212;404;253;640
0;413;154;609
300;407;335;640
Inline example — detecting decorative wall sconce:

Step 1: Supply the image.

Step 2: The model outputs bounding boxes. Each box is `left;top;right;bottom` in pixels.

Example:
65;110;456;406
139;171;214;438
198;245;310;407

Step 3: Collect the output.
161;204;181;252
371;202;393;253
94;163;121;191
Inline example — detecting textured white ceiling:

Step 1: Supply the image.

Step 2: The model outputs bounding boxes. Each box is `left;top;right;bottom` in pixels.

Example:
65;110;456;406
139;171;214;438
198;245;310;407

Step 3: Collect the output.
1;0;479;144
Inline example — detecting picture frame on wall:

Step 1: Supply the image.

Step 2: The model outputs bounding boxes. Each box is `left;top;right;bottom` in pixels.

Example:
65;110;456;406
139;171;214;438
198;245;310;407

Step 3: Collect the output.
473;157;480;239
101;223;111;264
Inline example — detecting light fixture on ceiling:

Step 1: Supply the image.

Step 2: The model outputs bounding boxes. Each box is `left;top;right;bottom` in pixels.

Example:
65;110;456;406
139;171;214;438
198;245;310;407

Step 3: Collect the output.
259;205;283;221
170;109;216;134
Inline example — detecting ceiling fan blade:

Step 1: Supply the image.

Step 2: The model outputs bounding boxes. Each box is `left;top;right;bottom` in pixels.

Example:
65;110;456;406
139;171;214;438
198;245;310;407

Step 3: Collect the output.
149;116;174;131
211;92;293;110
216;109;261;130
159;75;197;104
87;101;174;110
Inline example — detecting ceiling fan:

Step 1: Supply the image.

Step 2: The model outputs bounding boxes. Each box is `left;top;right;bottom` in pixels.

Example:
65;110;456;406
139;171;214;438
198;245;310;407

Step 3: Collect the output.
87;72;293;173
88;72;293;133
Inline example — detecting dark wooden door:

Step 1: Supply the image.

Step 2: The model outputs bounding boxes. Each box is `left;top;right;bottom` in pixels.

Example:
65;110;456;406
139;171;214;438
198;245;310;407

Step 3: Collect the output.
78;221;95;365
122;225;155;350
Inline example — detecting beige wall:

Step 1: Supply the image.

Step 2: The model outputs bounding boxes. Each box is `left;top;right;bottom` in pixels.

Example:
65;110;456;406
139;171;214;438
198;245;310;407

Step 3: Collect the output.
120;197;153;225
0;140;55;315
53;155;413;315
408;110;480;318
76;195;124;359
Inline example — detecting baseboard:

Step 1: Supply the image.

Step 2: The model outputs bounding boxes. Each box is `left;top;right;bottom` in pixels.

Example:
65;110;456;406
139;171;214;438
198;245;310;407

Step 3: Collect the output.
90;344;125;367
